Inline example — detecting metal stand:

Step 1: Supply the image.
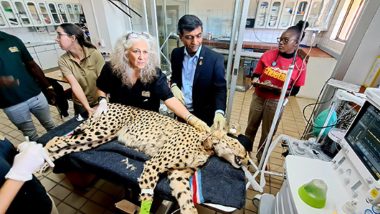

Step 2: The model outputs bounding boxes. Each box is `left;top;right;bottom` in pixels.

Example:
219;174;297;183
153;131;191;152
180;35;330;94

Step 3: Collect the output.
159;32;179;76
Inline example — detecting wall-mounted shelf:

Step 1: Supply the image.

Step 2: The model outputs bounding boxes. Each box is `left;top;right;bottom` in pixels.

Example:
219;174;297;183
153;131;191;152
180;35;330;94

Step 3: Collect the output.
267;1;283;28
255;0;271;28
13;1;32;27
0;0;20;27
278;0;297;29
57;3;68;23
73;4;81;23
0;7;8;27
66;4;74;23
257;0;336;31
292;0;310;26
313;0;338;31
38;2;53;25
26;1;43;26
48;3;61;25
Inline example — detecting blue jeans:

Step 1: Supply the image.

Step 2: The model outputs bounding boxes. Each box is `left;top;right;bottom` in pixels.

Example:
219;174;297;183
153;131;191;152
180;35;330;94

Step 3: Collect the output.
3;92;55;141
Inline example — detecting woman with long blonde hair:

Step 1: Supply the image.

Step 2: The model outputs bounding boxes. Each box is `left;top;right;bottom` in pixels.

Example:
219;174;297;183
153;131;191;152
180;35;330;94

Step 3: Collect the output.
94;32;209;132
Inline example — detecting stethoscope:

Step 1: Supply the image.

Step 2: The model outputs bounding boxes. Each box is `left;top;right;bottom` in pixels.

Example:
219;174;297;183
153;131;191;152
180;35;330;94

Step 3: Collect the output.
271;52;280;67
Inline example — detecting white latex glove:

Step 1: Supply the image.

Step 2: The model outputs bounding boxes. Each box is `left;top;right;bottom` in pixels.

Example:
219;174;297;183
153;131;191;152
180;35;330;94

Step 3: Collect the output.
171;85;185;104
212;112;226;131
5;142;54;182
94;99;108;118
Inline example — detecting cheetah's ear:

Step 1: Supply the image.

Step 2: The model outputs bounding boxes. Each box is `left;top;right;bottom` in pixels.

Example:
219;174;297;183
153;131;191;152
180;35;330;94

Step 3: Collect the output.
202;134;215;150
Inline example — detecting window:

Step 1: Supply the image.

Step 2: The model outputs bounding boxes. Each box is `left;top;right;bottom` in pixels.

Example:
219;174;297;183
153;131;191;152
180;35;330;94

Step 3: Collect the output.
333;0;365;42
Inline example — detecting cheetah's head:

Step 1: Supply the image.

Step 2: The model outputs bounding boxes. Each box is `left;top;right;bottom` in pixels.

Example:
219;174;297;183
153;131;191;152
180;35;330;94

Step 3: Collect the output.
203;131;249;168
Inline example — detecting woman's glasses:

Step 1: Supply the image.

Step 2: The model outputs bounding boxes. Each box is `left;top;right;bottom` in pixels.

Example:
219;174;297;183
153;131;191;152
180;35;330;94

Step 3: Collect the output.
277;37;295;44
56;32;69;39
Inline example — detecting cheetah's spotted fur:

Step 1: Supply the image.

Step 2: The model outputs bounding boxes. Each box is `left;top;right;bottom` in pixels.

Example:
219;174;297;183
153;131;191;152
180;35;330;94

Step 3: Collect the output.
45;103;249;214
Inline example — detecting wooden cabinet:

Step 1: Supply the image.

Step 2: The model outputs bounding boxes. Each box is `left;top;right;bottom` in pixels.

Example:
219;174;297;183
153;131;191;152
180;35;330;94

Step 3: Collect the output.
0;0;20;27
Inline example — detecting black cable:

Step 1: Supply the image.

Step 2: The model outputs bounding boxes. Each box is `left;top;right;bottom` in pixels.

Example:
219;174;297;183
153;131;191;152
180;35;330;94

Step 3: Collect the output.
301;77;333;138
107;0;132;18
114;0;142;17
307;103;359;129
302;92;335;122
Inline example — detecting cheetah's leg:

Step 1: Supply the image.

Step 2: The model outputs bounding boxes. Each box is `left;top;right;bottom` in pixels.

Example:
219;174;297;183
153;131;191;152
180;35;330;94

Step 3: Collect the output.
45;125;118;152
138;159;166;201
45;103;132;152
138;155;174;214
168;169;197;214
45;114;127;161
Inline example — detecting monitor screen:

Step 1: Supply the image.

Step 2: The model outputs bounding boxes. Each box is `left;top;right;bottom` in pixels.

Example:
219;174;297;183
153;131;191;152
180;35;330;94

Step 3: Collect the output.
345;101;380;179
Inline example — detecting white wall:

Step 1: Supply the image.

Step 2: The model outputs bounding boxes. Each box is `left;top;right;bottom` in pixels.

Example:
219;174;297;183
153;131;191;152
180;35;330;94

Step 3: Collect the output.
79;0;131;53
298;57;337;99
243;28;281;43
129;0;147;32
188;0;235;38
248;0;258;18
316;0;346;57
343;7;380;85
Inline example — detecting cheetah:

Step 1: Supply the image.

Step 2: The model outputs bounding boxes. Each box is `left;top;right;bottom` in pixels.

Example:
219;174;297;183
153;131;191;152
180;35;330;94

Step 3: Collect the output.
45;103;249;214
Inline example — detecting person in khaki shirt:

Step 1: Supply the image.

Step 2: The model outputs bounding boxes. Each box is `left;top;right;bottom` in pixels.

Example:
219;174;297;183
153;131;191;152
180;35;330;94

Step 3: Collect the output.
56;23;105;117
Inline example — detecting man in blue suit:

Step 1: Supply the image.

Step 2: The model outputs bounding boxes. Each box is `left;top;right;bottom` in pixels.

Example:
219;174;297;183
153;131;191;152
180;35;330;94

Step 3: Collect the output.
170;15;227;130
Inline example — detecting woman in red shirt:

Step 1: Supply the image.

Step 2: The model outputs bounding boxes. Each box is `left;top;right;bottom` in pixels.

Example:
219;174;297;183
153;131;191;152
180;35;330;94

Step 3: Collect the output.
245;21;309;162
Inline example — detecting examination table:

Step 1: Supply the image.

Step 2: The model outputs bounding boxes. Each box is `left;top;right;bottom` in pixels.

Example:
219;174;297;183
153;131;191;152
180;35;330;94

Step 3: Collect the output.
37;118;246;210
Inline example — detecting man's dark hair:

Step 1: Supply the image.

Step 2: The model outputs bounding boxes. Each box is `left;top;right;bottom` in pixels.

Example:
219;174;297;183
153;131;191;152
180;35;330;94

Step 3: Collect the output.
177;15;203;35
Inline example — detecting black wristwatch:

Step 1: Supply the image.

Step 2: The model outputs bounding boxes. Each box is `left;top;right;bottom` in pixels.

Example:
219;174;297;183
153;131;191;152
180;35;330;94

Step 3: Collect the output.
98;96;107;103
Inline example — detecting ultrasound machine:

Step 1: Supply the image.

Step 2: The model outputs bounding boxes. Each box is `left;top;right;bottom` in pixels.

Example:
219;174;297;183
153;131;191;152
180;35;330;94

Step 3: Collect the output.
258;88;380;214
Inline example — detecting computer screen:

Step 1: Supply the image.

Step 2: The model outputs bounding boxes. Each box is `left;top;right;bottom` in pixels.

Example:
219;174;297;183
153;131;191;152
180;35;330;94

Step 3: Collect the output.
345;101;380;179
